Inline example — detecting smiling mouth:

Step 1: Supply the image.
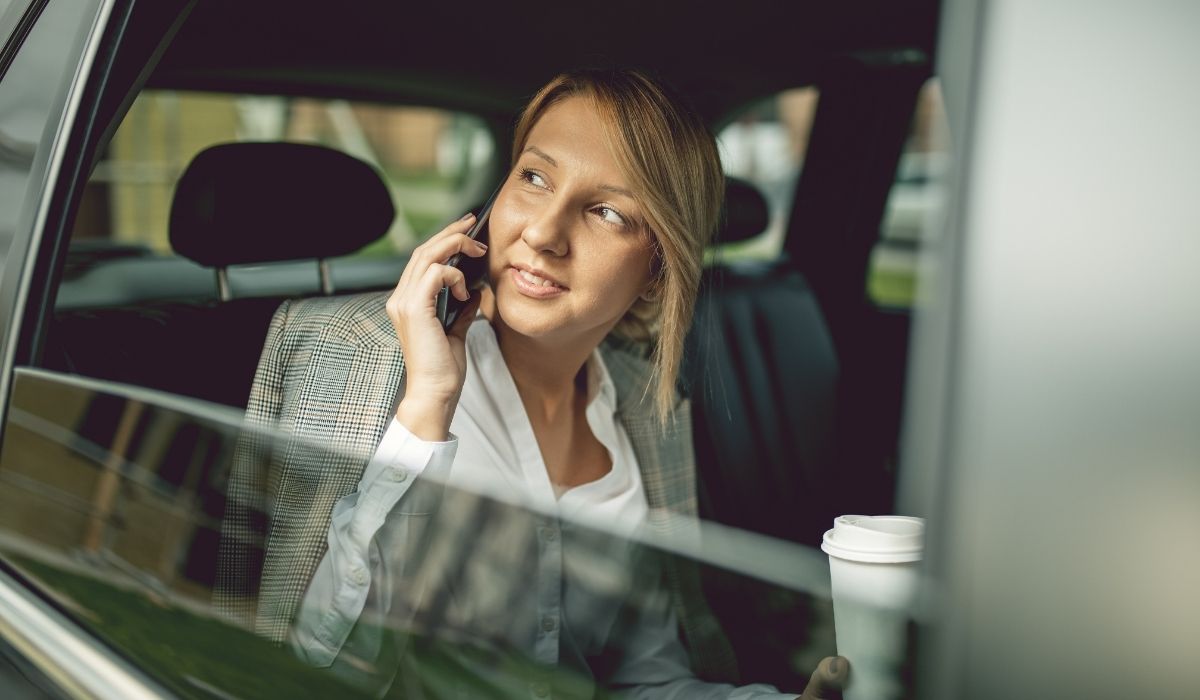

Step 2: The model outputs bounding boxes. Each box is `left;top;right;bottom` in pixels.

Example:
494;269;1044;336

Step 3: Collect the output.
509;266;567;298
516;268;563;289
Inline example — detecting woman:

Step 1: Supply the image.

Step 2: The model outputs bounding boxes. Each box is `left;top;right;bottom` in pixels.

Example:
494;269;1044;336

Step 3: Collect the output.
220;69;846;698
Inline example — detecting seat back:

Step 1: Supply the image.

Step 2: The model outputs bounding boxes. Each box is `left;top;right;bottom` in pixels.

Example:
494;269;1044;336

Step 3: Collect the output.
686;179;840;547
47;143;395;407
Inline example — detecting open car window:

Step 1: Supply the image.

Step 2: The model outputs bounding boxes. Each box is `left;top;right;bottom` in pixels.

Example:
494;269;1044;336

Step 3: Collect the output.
0;4;931;697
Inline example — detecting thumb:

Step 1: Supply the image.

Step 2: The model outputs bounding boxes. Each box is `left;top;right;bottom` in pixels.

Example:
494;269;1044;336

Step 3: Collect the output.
799;656;849;700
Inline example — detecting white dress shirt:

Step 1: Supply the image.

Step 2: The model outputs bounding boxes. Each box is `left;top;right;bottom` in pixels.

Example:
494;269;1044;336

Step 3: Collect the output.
291;319;791;699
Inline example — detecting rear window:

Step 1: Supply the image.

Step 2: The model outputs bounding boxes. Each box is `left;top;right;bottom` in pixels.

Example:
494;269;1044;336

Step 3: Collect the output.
867;78;950;308
713;86;819;260
72;91;498;258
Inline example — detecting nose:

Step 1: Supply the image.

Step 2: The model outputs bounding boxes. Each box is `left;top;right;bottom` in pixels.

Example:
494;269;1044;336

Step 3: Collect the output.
520;197;571;257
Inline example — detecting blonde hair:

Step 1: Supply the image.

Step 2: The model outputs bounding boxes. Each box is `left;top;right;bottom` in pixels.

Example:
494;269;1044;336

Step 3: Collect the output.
511;69;724;424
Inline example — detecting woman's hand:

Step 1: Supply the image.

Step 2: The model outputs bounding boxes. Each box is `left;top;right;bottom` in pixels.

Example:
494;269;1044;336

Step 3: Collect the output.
387;213;486;441
797;656;849;700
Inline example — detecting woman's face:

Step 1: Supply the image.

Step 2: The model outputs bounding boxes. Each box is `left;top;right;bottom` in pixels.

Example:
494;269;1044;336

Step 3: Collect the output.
487;96;656;345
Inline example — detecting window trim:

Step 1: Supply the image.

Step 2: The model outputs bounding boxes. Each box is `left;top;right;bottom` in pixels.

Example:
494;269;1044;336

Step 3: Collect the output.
0;564;170;700
0;0;118;439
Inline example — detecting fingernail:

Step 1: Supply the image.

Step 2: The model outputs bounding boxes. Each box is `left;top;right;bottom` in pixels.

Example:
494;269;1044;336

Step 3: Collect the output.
475;240;488;250
460;212;475;221
828;657;840;675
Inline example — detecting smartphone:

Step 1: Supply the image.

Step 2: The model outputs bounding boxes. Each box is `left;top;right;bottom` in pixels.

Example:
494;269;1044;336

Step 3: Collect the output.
436;185;500;330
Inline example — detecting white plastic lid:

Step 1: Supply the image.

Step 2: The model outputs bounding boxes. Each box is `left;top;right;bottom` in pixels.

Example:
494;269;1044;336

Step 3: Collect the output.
821;514;925;563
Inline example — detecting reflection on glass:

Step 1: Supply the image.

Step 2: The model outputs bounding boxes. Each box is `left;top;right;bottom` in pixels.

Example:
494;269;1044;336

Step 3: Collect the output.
0;0;102;265
0;370;895;698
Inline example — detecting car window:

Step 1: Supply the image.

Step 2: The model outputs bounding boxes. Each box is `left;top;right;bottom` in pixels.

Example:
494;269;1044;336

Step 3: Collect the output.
0;10;933;697
0;1;23;43
0;368;841;698
0;0;29;54
867;78;949;308
713;86;819;261
72;90;497;259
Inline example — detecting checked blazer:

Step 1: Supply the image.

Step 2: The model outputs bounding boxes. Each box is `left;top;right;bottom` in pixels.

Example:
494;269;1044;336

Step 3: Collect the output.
215;291;738;682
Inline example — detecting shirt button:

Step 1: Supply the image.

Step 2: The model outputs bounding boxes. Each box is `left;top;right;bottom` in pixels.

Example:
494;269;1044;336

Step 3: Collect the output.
351;566;369;585
530;681;549;698
390;466;409;482
541;615;557;633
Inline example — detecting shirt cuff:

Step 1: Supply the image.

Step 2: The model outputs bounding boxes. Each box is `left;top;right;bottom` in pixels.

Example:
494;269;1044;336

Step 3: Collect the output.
358;417;458;493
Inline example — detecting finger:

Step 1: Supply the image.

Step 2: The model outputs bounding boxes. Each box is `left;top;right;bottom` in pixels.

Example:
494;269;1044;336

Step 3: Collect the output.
434;212;477;240
421;213;478;253
447;293;482;342
799;656;849;700
390;263;468;327
412;232;488;273
419;263;468;307
396;214;476;287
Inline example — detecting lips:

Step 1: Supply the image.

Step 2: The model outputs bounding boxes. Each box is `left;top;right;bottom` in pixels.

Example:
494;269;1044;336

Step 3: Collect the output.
509;265;567;299
516;268;562;289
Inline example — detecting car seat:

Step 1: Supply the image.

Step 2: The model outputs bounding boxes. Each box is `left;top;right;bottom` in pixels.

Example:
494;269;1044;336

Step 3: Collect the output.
687;178;840;548
46;142;395;409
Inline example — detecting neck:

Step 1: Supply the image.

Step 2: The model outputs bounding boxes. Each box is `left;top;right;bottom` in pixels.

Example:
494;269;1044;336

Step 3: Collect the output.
493;321;601;426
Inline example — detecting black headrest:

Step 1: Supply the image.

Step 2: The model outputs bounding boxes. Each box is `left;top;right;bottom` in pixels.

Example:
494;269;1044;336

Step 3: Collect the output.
717;177;771;245
169;142;395;267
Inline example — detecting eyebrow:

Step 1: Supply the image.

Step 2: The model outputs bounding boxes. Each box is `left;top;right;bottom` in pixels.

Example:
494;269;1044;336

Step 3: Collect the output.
522;146;557;167
599;184;636;199
521;146;636;199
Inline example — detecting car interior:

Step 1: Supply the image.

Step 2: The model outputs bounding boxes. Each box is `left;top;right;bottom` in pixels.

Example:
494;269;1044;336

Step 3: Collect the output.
1;0;945;693
37;0;940;541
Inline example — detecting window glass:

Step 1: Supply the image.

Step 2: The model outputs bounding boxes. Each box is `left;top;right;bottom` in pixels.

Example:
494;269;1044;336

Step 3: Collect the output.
0;370;852;698
0;0;102;270
867;78;950;308
3;45;923;697
72;91;497;258
0;1;19;30
714;86;819;260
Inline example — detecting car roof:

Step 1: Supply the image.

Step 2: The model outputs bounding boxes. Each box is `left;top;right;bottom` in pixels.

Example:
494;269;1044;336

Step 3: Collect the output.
148;0;940;123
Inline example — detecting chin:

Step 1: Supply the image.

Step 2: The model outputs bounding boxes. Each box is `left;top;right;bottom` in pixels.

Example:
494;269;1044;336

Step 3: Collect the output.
490;277;630;344
493;298;570;340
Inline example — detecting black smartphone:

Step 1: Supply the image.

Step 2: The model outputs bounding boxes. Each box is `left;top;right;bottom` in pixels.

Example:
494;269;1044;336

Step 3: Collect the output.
436;185;500;330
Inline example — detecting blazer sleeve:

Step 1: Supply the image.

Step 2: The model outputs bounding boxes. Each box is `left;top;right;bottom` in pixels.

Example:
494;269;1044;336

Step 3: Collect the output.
214;299;293;626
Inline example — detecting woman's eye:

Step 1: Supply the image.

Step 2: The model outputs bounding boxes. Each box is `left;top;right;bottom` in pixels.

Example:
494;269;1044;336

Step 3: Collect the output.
519;168;548;189
595;206;628;227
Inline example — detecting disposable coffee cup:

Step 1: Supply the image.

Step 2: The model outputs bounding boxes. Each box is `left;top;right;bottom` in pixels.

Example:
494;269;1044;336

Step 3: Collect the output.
821;515;924;700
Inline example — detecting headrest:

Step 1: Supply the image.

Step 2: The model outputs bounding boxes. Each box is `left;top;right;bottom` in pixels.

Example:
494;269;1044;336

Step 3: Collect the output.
169;142;394;267
717;176;771;245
